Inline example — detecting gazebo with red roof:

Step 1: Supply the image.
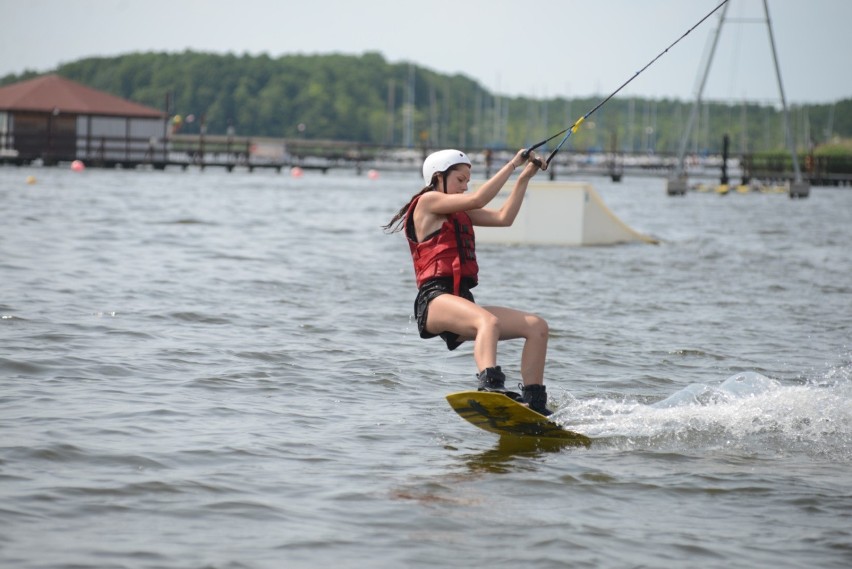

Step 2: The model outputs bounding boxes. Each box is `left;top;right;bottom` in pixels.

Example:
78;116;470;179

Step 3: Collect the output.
0;74;167;165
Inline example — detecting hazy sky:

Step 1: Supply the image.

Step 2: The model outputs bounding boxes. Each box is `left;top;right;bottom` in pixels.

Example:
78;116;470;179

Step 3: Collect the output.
3;0;850;104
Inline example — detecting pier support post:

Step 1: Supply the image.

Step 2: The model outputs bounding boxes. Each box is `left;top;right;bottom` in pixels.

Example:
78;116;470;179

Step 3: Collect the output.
666;175;688;196
720;134;730;186
789;181;810;199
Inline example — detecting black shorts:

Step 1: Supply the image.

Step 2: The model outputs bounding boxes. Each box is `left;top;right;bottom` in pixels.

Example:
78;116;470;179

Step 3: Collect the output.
413;277;477;351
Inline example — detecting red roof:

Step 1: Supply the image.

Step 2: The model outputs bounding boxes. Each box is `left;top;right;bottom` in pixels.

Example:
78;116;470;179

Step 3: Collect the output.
0;74;165;118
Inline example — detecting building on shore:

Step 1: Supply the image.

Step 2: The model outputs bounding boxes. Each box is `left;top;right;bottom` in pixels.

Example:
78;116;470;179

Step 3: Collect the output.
0;74;167;166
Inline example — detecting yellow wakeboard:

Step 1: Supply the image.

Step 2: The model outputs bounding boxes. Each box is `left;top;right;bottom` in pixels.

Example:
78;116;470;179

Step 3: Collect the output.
446;391;592;447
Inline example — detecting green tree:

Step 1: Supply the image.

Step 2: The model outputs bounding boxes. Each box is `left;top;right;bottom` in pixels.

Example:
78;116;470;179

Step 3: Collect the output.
2;51;850;153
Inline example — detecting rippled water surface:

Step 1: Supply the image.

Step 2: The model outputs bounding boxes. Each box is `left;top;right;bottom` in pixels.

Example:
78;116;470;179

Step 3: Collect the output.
1;166;850;568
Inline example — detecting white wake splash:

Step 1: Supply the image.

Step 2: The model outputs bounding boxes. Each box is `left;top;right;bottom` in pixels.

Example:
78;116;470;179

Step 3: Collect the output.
556;370;852;458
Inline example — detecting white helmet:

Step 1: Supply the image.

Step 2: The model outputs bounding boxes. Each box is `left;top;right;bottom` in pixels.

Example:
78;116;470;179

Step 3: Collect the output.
422;149;471;186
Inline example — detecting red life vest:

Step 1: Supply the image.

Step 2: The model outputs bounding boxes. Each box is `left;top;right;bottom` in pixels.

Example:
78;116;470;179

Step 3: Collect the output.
405;195;479;295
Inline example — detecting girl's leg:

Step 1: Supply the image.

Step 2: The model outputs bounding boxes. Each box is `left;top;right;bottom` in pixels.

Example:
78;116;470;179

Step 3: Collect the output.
484;305;553;415
483;306;549;386
425;296;549;386
424;294;501;372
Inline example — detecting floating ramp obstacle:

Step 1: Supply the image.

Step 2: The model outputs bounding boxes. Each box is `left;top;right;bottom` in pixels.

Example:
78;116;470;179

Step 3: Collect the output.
475;181;657;246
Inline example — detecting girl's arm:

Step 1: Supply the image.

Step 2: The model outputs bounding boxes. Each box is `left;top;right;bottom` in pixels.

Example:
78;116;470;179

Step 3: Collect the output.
420;150;529;216
468;159;543;227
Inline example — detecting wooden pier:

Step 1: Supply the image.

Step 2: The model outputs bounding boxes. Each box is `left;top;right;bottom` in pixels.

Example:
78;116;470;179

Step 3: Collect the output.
2;131;851;186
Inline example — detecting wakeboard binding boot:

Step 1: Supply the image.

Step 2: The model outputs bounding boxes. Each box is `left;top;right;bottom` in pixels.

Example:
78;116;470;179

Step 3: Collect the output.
476;366;521;401
521;384;553;416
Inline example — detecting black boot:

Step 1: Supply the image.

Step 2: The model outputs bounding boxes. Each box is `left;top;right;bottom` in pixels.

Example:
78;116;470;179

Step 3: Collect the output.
477;366;506;391
521;384;553;416
477;367;522;401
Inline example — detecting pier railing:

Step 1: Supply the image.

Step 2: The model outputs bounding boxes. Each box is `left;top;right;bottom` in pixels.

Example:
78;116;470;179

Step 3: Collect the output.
2;131;850;185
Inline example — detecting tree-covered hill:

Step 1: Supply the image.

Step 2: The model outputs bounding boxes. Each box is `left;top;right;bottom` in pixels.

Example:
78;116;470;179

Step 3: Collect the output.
3;51;850;154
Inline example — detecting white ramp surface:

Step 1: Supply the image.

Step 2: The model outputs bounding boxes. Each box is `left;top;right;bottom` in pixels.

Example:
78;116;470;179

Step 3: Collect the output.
474;181;656;246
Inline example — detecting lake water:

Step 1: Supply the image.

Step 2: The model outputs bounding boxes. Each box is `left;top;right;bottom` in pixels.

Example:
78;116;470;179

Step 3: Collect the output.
1;165;850;569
